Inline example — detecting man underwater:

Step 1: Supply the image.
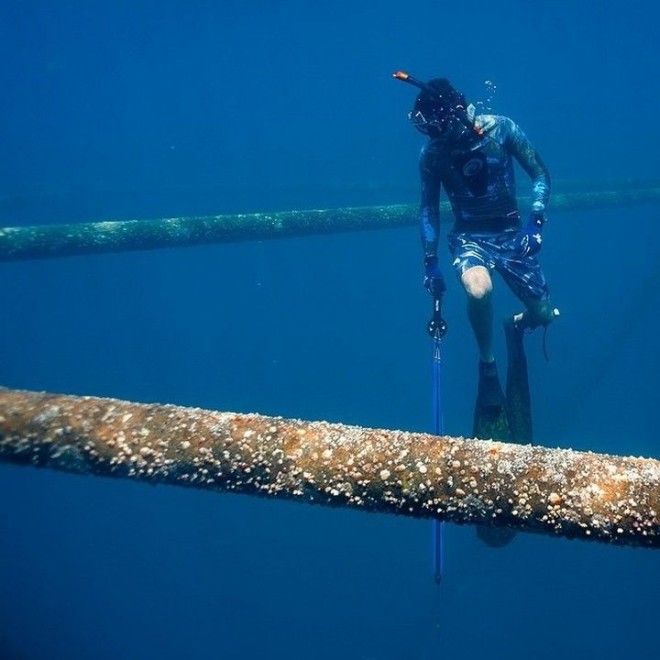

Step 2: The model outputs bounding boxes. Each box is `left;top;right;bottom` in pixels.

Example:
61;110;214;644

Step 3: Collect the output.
395;71;557;445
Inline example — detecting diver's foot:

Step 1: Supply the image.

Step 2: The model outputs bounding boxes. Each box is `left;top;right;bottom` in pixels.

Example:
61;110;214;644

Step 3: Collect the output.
476;360;506;419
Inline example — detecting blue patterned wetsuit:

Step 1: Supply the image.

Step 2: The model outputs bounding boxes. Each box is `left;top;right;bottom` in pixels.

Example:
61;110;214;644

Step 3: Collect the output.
419;115;551;301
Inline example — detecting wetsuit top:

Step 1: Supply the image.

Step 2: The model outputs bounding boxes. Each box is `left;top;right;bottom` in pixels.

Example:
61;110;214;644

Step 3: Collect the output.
419;115;550;257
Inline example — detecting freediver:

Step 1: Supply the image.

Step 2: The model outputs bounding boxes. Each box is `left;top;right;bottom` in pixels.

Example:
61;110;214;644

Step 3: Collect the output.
395;72;556;431
395;74;558;548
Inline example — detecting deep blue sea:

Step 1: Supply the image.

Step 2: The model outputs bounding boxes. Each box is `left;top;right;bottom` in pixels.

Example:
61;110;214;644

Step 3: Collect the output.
1;2;659;658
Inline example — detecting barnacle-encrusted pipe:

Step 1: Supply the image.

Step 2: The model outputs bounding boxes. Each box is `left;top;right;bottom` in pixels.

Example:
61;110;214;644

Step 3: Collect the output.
1;185;659;261
0;387;658;548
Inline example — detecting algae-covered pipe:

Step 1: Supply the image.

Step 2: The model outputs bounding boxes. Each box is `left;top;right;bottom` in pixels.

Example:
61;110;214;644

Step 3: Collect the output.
0;185;658;261
0;387;657;548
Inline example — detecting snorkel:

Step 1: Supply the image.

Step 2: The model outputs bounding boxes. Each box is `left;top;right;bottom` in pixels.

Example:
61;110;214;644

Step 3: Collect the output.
392;70;485;138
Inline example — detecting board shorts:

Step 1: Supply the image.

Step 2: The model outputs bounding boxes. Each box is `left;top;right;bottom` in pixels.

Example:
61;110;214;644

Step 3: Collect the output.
448;229;548;301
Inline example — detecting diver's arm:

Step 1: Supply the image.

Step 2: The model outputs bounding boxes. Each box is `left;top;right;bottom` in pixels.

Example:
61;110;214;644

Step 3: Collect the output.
419;147;442;258
506;118;551;257
505;118;551;212
419;147;445;296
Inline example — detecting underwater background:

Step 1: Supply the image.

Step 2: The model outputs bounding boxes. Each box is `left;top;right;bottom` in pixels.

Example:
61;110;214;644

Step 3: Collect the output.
0;1;658;658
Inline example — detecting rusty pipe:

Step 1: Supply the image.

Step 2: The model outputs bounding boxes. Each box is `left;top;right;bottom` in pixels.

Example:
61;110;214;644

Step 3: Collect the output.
0;387;658;548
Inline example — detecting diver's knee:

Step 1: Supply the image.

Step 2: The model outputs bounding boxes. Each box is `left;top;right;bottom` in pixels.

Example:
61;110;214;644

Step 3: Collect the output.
462;266;492;300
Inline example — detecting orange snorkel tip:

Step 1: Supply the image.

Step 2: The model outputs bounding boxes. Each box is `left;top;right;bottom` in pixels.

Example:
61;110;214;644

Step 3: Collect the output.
392;70;427;93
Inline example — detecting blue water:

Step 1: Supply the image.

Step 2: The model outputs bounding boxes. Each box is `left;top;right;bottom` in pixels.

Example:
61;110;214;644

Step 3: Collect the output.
1;2;659;658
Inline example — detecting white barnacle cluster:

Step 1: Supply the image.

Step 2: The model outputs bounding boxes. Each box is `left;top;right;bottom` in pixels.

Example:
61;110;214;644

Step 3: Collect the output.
94;220;122;234
33;405;62;425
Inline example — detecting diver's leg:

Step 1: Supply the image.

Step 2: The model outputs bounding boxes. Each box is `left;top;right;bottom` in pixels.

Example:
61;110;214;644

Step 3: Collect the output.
466;271;517;548
498;249;554;444
449;236;508;429
505;291;557;442
458;244;515;547
461;265;494;363
461;265;510;441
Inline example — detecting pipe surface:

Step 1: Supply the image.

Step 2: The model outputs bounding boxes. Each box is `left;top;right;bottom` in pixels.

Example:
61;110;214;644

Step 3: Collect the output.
0;387;657;548
0;185;658;261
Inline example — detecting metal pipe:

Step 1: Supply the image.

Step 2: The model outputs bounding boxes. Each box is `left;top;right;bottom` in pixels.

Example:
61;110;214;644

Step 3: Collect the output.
0;185;658;261
0;387;657;548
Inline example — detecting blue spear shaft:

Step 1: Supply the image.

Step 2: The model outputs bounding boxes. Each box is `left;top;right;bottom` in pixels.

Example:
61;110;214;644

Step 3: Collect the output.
428;295;447;584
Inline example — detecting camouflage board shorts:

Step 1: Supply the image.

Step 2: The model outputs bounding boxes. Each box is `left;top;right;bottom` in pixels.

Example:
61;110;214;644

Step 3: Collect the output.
448;229;548;301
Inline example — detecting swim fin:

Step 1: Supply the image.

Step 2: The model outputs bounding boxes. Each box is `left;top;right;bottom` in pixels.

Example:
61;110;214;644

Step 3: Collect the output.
472;360;510;441
476;317;535;547
504;315;533;444
472;359;518;547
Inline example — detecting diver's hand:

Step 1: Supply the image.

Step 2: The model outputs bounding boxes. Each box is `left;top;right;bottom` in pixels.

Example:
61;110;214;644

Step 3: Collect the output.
513;205;546;258
423;255;446;297
513;228;542;258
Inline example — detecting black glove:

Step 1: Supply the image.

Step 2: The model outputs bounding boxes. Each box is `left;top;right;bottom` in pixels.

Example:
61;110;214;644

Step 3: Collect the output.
513;203;546;258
